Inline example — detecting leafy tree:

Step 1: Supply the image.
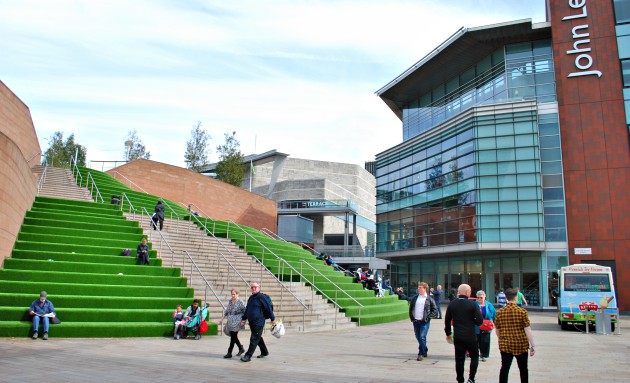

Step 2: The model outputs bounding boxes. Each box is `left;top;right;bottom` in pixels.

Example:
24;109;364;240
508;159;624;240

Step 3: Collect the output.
215;131;245;187
124;130;151;161
184;121;211;172
43;131;87;168
424;156;444;190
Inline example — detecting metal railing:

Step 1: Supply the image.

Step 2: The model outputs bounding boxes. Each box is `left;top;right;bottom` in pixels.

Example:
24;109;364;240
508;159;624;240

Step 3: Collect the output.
70;156;83;188
190;215;309;328
109;170;149;194
37;161;48;194
27;150;42;165
120;192;137;214
299;260;363;326
85;172;104;203
261;228;286;242
220;220;360;326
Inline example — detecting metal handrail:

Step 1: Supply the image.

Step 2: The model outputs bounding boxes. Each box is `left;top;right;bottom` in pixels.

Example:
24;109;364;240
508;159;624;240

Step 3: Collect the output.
299;260;364;326
86;172;104;203
191;214;309;311
120;192;137;214
182;250;226;313
187;202;211;219
109;170;149;194
260;228;286;242
27;150;42;164
70;156;83;187
222;220;356;325
37;161;48;194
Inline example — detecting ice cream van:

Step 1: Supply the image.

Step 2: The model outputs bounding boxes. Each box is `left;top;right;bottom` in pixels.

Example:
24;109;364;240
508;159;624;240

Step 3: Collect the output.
557;264;617;331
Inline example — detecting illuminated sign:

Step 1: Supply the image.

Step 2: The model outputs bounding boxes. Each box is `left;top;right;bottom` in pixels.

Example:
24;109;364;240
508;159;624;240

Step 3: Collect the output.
562;0;602;78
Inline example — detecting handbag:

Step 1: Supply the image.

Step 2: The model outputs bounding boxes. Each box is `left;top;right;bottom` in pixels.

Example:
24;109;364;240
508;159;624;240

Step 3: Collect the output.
199;320;208;334
479;319;494;331
223;323;230;336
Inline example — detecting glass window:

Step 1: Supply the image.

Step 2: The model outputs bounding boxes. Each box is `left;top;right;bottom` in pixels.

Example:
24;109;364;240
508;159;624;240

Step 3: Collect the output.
497;162;516;174
518;187;540;200
501;228;519;241
623;59;630;87
541;161;563;174
516;147;536;160
519;214;541;227
497;149;516;161
514;121;534;134
479;163;498;175
519;200;540;214
478;202;499;214
496;123;514;136
478;125;496;138
498;175;517;187
618;35;630;59
540;148;561;161
506;42;533;59
543;174;563;187
545;214;566;228
517;160;538;173
520;228;541;241
518;173;538;186
539;123;559;136
479;188;498;201
540;135;560;148
479;176;498;188
498;188;518;200
500;215;519;227
478;150;497;163
497;136;515;148
543;188;564;201
480;216;500;228
499;201;518;214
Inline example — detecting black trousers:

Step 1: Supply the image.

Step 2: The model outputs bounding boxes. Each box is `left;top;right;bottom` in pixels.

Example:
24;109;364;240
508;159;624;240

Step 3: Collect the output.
245;325;268;357
454;337;479;383
228;331;243;354
477;331;491;358
500;351;528;383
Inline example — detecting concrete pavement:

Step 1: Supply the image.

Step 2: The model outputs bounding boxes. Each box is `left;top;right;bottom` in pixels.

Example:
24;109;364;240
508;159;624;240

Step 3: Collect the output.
0;312;627;383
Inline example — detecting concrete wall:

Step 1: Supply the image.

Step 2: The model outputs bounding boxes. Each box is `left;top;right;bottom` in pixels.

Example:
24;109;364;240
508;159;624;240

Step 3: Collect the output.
108;159;277;231
0;81;40;262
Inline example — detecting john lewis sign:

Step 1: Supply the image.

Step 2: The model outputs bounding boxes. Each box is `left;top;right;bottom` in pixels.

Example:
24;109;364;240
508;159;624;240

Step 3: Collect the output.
562;0;602;78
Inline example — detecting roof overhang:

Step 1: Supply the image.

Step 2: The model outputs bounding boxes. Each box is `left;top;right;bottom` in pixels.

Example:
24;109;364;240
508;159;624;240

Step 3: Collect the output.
200;149;289;173
375;19;551;120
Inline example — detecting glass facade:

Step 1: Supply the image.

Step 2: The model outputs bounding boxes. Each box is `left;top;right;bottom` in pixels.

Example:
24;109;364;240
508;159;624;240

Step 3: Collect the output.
614;0;630;134
376;39;567;307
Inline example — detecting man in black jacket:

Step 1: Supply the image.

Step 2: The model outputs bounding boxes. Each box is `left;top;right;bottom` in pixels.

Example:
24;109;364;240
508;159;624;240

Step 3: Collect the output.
444;284;484;383
396;281;438;361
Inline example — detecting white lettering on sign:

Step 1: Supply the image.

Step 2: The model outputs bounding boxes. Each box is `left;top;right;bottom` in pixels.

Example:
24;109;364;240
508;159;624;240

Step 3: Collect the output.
562;0;602;78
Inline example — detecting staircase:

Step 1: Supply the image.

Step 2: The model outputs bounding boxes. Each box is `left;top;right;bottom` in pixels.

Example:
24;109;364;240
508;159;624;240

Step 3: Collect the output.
127;214;356;332
33;165;92;202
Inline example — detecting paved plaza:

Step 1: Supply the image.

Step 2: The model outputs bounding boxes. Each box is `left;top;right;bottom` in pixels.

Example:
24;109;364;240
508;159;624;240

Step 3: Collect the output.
0;312;627;383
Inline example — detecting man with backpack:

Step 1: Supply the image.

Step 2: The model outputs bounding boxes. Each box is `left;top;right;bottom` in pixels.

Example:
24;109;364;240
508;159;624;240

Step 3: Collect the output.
240;281;275;362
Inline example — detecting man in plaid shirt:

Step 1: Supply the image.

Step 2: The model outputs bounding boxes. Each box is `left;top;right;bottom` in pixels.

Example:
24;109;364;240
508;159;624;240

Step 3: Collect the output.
495;288;536;383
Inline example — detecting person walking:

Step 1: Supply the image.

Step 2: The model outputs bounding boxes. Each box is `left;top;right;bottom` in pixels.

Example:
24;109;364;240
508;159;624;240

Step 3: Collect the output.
495;288;536;383
496;288;507;308
475;290;497;362
515;287;528;307
240;282;275;362
153;200;165;231
397;281;438;361
29;291;56;340
221;288;246;358
433;284;444;319
444;284;484;383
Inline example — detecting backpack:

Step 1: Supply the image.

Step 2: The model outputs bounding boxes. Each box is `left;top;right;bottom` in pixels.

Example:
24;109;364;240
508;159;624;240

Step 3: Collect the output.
258;293;274;319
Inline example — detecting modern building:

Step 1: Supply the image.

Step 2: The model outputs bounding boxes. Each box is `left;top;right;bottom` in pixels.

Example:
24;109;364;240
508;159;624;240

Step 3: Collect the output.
203;150;383;269
374;0;630;310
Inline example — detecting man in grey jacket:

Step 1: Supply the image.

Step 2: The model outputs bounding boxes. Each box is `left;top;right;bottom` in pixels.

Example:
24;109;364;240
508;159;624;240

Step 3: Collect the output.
396;281;438;361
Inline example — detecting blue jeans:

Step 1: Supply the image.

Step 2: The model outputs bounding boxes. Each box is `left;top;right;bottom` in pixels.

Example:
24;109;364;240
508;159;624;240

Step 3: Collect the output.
32;316;49;333
412;320;430;356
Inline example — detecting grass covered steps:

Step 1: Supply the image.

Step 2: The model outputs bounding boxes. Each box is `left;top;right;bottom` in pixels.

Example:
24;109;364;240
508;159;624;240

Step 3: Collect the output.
0;196;217;338
193;217;409;326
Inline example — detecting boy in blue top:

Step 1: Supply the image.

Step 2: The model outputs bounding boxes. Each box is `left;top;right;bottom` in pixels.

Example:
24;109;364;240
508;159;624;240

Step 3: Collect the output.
496;288;507;308
29;291;56;340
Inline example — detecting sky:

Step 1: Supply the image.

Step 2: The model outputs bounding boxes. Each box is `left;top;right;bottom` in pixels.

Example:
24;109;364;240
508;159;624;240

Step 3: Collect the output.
0;0;547;169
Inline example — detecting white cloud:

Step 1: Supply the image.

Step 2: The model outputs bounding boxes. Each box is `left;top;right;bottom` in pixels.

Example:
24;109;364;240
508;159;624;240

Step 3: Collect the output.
0;0;547;169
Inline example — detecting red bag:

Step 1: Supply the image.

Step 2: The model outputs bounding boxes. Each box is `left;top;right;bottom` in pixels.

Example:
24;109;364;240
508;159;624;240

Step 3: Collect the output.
480;319;494;331
199;320;208;334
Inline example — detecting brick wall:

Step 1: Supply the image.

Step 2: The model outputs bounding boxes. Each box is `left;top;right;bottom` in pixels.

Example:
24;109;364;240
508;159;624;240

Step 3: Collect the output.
0;81;40;262
107;159;277;231
550;0;630;310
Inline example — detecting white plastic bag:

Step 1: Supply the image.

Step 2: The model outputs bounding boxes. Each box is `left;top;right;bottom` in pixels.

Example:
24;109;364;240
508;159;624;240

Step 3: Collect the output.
270;319;285;339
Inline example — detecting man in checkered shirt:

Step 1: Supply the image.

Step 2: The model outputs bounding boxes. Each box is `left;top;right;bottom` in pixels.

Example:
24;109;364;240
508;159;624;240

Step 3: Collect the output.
494;288;536;383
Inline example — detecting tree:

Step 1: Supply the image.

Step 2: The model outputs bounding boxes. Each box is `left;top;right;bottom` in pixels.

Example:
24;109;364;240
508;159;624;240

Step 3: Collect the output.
215;131;245;187
124;130;151;161
184;121;211;172
43;131;87;168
